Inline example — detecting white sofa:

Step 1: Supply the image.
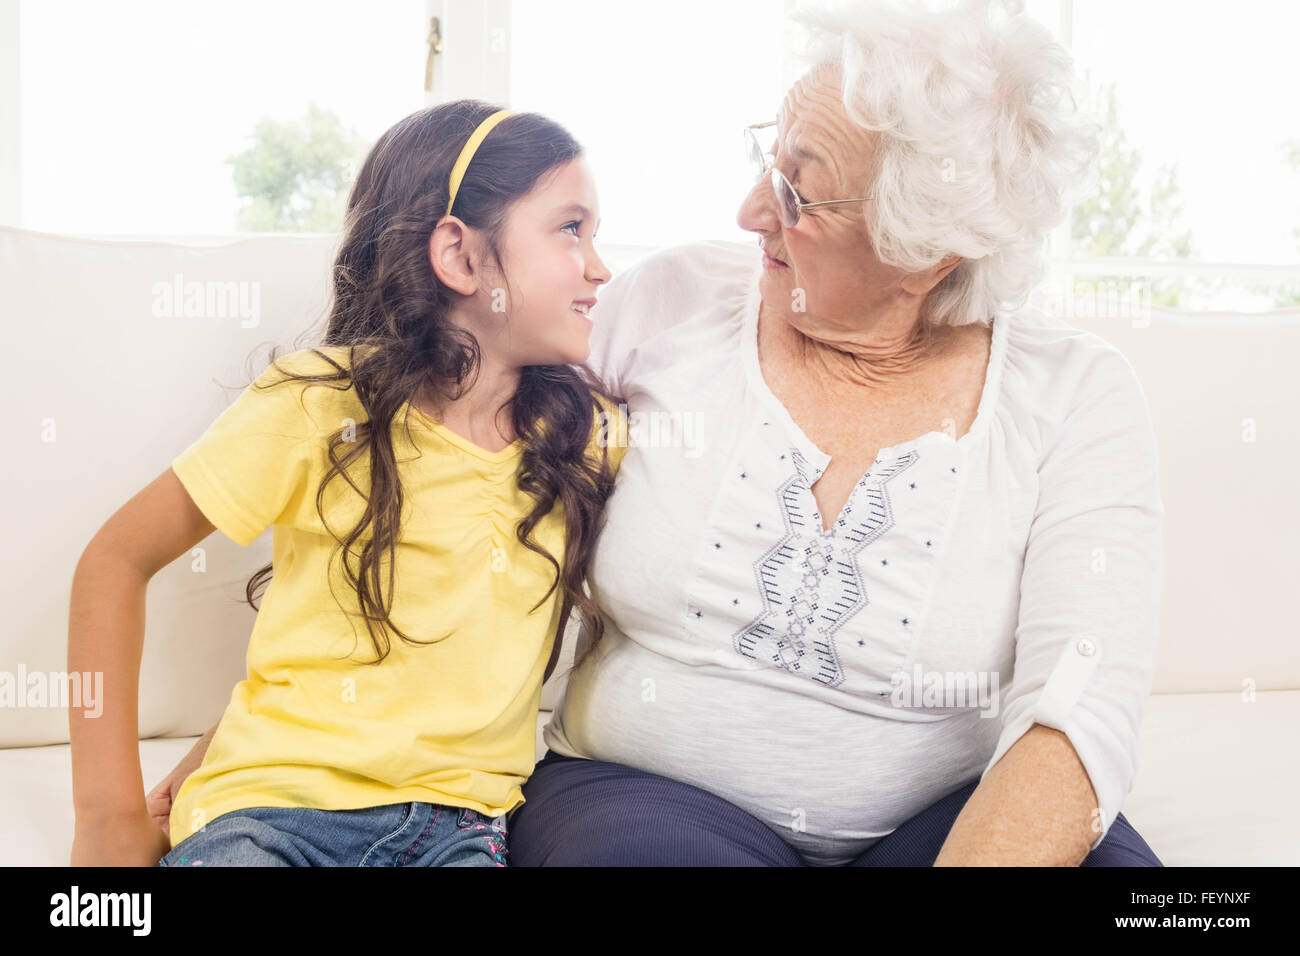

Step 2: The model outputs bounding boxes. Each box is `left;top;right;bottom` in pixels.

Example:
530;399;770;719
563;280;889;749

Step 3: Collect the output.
2;224;1296;866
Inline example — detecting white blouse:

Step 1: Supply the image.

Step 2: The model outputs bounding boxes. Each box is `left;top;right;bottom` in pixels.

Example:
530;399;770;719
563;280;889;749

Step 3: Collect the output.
544;240;1165;865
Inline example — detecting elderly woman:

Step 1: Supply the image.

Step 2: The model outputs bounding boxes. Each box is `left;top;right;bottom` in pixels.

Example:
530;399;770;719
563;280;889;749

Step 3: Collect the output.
508;0;1164;866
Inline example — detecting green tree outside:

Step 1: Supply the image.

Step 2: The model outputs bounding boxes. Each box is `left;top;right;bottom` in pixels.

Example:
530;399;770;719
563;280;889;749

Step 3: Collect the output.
1275;138;1300;309
1069;76;1196;312
227;105;369;233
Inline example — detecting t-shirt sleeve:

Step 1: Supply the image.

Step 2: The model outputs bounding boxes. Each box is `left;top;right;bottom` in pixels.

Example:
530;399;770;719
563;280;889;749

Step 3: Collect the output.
171;355;321;547
980;341;1165;853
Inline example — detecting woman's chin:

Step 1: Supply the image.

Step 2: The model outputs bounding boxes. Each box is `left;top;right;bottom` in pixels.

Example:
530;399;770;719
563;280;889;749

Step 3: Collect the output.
758;265;793;289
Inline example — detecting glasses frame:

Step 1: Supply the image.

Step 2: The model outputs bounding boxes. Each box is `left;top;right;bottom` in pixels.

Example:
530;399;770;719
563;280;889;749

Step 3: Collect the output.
744;121;874;227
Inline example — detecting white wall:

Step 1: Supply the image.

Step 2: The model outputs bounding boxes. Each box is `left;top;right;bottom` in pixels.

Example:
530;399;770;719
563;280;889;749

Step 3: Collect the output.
0;0;22;227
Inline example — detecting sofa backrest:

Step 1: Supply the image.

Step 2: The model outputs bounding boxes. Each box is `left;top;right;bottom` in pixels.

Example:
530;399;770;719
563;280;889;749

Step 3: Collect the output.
1062;305;1300;695
4;226;338;746
1;225;1294;747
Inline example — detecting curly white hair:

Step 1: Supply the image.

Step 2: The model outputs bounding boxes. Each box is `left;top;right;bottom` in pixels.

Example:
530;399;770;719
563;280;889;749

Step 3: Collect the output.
789;0;1100;326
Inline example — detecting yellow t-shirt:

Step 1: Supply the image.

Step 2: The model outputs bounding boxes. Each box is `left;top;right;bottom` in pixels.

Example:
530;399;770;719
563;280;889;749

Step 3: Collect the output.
167;345;626;845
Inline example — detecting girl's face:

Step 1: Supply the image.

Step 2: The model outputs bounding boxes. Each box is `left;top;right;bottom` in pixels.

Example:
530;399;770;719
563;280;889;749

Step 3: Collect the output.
490;156;611;366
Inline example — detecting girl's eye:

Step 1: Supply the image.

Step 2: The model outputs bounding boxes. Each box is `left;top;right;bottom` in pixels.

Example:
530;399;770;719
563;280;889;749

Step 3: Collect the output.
562;221;582;237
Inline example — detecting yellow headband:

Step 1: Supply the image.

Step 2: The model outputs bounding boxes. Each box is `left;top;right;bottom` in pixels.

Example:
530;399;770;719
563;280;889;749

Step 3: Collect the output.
445;109;515;218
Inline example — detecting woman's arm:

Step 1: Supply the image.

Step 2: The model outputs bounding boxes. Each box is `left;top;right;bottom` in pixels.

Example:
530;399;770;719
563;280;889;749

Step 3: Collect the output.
934;724;1098;865
68;467;217;866
939;343;1165;866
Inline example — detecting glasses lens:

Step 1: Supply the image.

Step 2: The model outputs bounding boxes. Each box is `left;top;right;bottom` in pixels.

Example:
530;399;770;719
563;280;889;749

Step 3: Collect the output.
744;130;765;180
770;169;799;228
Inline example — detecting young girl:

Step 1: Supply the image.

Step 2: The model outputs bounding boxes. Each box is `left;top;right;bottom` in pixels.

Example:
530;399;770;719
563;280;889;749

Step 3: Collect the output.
67;100;627;867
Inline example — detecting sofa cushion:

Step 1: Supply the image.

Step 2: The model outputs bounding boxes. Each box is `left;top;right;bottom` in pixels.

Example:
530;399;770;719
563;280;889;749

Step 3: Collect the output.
1121;688;1300;865
6;692;1297;866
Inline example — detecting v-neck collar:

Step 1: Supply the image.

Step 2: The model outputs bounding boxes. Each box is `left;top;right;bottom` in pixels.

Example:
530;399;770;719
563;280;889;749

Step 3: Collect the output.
740;257;1011;475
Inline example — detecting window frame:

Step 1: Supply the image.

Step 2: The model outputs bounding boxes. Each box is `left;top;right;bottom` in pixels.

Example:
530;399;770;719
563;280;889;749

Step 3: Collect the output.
4;0;1297;313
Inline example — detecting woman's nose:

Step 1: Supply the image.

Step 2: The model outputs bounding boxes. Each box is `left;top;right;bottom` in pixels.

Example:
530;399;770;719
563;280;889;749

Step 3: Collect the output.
736;176;780;235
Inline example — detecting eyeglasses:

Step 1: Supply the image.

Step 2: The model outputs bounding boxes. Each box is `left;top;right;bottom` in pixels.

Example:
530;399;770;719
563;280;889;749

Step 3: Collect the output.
744;121;874;228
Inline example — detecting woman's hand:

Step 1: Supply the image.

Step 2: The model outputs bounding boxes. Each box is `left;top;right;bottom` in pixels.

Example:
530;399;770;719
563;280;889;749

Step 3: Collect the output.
72;807;173;867
146;723;218;838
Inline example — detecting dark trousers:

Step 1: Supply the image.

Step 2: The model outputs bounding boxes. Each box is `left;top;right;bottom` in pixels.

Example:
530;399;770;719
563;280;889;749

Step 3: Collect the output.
508;749;1162;866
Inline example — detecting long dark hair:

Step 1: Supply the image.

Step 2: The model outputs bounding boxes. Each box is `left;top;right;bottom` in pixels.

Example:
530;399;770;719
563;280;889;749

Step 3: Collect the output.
241;100;623;675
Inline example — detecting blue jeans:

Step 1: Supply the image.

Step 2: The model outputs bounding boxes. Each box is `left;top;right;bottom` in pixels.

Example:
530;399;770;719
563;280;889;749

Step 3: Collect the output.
158;802;509;867
508;750;1163;866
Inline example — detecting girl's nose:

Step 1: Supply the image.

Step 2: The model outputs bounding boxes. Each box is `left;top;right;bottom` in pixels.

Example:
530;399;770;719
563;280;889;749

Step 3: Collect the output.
587;251;611;285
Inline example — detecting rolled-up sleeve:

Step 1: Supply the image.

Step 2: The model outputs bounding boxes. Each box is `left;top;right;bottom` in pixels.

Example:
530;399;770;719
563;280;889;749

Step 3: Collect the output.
980;341;1165;852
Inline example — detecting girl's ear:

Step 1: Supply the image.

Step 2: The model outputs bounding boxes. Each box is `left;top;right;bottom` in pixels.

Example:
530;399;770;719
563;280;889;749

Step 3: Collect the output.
428;217;481;296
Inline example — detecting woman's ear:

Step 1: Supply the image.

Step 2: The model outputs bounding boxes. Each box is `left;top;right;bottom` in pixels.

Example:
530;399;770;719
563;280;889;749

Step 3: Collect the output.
900;254;963;297
428;217;481;296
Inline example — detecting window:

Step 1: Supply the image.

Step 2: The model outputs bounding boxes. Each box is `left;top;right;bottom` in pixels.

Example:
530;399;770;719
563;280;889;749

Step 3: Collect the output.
6;0;1296;315
509;0;789;249
13;0;427;237
1047;0;1300;315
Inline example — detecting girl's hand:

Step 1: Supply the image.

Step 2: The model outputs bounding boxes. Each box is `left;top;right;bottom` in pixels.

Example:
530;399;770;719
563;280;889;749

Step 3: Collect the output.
72;808;174;867
146;724;218;837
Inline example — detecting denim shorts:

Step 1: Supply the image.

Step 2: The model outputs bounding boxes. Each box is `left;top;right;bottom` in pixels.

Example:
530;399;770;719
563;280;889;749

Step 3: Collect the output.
158;802;509;867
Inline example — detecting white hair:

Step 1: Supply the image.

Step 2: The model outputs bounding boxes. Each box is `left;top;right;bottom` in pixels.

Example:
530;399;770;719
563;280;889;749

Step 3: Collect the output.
789;0;1100;327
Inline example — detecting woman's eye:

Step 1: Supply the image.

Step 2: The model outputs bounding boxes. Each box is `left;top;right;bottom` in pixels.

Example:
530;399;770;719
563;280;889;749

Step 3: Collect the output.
562;221;582;236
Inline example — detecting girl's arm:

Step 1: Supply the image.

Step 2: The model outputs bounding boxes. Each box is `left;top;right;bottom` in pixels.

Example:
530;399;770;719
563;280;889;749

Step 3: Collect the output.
68;466;218;866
